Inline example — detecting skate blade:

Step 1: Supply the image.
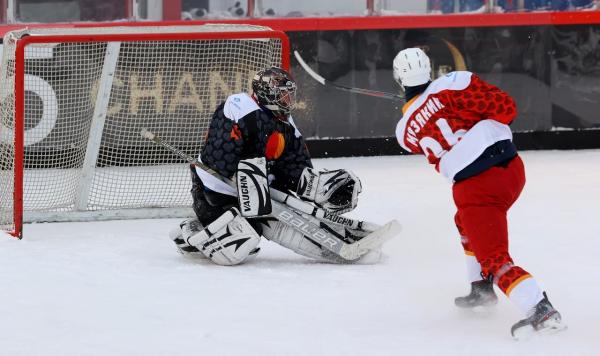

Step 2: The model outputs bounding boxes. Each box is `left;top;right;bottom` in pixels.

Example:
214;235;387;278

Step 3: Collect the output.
455;297;498;311
455;298;498;309
512;316;567;340
456;303;498;318
537;317;568;335
512;324;536;340
469;302;498;314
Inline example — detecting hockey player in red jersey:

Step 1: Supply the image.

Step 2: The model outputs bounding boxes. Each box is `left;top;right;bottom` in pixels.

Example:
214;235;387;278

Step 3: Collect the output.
393;48;565;338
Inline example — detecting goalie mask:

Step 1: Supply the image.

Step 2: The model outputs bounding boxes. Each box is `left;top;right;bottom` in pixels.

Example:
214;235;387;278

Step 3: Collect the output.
252;67;297;115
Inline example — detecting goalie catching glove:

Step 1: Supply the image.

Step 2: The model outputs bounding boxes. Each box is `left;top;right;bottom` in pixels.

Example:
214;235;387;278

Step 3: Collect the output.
297;167;362;214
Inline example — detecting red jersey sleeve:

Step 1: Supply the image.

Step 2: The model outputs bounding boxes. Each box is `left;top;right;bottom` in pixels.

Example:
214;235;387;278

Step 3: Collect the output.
448;74;517;125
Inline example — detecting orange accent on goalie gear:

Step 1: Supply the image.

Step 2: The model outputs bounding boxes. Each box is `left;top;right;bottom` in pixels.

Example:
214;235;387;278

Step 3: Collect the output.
506;273;532;296
230;124;242;140
265;131;285;159
464;250;475;256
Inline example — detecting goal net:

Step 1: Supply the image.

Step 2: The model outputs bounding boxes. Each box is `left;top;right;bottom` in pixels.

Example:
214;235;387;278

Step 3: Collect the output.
0;24;289;238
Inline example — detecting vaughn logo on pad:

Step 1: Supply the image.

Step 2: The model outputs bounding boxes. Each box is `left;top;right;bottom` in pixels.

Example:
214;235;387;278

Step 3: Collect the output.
236;157;272;217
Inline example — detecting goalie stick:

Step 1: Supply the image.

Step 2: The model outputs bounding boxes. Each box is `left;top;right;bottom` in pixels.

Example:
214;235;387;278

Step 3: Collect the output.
140;128;400;260
294;50;404;102
140;128;376;231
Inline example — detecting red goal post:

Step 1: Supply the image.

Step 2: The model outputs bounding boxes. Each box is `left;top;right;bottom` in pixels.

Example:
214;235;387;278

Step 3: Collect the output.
0;24;289;238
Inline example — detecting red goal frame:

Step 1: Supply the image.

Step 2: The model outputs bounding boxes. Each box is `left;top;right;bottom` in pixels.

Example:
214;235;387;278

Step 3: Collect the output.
8;28;290;238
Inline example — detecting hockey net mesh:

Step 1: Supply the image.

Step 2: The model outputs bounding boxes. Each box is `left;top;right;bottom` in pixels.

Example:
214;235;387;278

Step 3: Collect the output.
0;24;284;233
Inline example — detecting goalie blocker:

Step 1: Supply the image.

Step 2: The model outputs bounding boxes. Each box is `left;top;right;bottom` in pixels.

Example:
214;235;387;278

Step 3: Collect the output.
236;157;271;217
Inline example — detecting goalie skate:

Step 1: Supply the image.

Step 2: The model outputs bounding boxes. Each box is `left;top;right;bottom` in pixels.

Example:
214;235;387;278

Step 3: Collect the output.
511;292;567;340
169;218;206;258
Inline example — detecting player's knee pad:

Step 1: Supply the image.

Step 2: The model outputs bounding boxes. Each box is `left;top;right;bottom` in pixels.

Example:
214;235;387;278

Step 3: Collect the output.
186;207;261;266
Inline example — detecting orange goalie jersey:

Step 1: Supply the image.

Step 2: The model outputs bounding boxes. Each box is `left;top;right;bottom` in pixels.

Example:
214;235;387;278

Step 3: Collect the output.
395;71;517;181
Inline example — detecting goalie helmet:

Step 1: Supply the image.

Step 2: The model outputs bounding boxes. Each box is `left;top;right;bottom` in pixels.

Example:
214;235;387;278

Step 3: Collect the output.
252;67;297;115
393;47;431;87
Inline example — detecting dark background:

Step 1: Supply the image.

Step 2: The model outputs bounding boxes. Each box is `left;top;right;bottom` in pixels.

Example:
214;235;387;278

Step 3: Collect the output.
9;22;600;163
288;26;600;135
282;25;600;156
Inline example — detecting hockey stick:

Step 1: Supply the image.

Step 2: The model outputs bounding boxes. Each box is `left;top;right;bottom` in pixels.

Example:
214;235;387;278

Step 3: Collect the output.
293;50;404;102
140;128;400;260
139;128;376;231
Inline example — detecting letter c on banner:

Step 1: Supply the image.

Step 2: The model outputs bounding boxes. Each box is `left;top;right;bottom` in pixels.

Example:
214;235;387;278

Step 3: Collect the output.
0;74;58;146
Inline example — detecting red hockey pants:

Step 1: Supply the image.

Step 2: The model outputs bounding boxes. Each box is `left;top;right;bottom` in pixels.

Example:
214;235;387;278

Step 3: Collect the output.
453;155;530;294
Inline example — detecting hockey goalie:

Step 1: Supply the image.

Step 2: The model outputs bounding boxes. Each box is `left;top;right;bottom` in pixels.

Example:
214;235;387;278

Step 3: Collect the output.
168;67;398;265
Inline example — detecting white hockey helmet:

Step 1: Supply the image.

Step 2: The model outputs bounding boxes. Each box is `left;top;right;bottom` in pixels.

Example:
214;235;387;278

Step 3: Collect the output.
393;47;431;87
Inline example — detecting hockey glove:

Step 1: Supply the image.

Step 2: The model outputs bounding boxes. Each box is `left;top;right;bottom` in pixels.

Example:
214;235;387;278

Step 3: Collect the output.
297;167;362;214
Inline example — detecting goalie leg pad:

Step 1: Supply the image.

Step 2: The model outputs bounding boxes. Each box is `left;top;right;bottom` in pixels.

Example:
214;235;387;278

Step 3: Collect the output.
187;208;261;266
258;218;349;264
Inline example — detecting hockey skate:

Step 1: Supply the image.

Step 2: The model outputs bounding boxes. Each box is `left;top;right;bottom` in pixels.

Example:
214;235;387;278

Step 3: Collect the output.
169;218;205;258
511;292;566;339
455;280;498;309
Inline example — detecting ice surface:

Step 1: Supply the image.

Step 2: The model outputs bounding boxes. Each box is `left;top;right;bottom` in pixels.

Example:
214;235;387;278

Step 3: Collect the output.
2;150;599;355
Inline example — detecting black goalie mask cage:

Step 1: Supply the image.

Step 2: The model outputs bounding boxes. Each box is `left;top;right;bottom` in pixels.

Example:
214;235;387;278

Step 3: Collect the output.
252;67;297;115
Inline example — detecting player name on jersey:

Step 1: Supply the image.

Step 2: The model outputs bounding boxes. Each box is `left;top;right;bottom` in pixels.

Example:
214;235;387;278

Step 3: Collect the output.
405;97;445;146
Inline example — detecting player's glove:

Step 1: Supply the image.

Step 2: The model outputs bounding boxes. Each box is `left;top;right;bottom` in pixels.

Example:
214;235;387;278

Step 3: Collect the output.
296;167;362;214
